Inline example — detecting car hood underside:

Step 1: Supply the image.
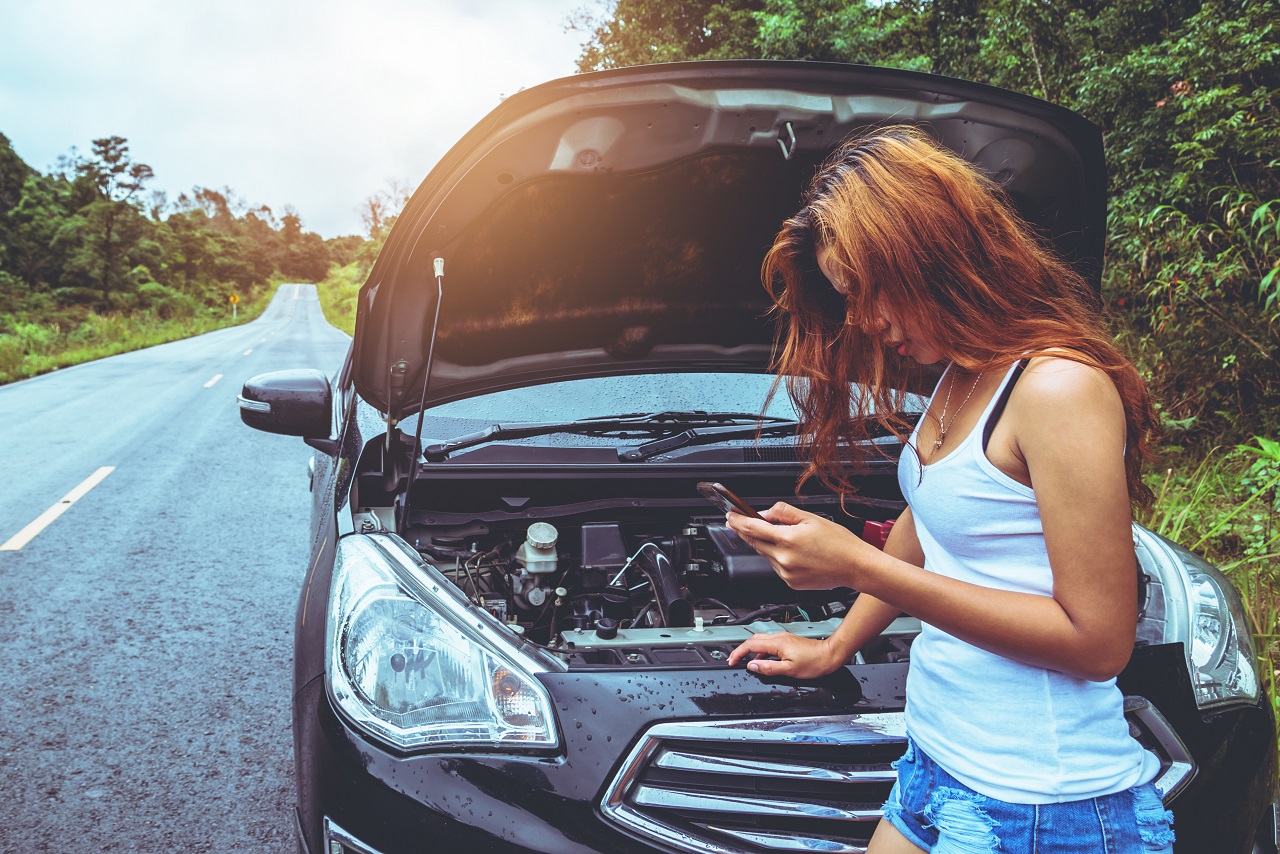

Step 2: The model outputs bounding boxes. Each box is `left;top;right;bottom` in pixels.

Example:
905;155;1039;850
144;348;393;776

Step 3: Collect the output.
353;61;1106;420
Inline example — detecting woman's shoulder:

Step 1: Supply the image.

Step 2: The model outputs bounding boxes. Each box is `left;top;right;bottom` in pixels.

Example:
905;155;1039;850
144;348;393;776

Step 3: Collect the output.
1012;350;1125;430
1020;348;1112;384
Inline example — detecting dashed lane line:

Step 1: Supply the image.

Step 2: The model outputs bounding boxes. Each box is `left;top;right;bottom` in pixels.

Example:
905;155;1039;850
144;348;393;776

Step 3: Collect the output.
243;348;253;356
1;467;116;551
204;374;224;388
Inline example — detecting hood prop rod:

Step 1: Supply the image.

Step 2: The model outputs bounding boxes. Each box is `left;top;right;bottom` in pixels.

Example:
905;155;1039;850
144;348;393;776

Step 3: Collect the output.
398;257;445;531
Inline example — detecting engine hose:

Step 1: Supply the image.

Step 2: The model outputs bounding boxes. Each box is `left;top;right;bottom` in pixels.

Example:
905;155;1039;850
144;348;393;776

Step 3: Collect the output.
730;603;799;625
634;545;694;628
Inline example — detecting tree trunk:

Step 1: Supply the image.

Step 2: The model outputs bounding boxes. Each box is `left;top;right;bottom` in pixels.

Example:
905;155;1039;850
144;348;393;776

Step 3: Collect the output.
101;205;116;309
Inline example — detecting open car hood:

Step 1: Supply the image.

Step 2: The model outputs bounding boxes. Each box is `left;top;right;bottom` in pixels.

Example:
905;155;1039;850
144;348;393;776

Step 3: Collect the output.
352;61;1105;421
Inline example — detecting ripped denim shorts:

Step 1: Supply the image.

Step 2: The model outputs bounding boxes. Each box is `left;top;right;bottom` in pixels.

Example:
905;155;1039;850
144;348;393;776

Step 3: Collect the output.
881;738;1175;853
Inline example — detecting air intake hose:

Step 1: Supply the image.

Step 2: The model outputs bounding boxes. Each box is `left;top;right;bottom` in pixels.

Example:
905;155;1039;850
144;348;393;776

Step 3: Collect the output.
635;545;693;628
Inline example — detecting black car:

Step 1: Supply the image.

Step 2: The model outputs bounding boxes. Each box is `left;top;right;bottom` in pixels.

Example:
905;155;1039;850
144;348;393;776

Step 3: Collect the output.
240;61;1278;854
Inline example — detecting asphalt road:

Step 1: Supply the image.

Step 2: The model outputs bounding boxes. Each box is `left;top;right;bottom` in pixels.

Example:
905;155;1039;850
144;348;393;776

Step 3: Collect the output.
0;285;350;852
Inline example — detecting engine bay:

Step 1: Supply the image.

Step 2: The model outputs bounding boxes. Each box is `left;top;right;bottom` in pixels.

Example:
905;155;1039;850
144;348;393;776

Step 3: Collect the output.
351;429;918;667
405;512;916;665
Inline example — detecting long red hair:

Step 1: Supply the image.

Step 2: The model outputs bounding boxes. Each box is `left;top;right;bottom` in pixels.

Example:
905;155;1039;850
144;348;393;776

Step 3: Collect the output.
763;126;1156;506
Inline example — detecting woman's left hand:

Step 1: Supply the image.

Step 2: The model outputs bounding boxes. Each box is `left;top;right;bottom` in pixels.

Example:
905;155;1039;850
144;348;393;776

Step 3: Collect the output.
726;502;879;590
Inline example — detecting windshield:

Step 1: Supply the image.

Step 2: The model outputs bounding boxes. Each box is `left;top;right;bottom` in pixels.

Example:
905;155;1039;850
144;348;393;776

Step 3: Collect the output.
413;372;924;451
416;373;797;444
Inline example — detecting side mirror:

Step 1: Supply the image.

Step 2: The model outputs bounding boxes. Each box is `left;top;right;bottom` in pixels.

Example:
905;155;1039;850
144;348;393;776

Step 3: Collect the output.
238;369;339;454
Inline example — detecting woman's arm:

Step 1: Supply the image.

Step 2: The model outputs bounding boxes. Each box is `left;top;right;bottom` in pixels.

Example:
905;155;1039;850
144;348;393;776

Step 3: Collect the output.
728;359;1138;682
725;508;923;677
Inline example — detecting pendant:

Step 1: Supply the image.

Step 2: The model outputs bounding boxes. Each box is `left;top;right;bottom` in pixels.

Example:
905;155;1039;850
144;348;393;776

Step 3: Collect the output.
933;435;944;451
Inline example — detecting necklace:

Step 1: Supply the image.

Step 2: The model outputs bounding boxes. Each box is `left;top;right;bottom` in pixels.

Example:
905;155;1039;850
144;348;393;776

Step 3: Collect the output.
934;367;983;451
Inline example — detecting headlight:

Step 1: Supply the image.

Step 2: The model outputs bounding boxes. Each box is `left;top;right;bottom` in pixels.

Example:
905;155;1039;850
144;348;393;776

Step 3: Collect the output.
1135;525;1260;709
326;534;560;751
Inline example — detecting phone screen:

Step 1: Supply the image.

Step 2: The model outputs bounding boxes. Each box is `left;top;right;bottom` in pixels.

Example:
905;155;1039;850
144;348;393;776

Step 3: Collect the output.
697;482;763;519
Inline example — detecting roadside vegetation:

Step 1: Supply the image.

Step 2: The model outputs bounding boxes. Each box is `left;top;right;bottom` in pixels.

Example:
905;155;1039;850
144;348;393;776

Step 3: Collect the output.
315;263;362;337
314;179;411;337
0;134;361;383
0;276;285;384
572;0;1280;711
1137;438;1280;712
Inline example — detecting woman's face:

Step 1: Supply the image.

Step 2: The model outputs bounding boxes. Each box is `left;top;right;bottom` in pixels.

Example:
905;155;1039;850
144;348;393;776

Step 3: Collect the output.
815;244;945;365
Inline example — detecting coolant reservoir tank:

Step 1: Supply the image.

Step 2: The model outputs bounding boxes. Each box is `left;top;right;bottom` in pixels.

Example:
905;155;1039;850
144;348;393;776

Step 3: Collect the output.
516;522;559;574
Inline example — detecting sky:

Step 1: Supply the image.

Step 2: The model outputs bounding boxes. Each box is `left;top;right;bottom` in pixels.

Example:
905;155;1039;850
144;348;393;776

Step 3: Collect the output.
0;0;600;238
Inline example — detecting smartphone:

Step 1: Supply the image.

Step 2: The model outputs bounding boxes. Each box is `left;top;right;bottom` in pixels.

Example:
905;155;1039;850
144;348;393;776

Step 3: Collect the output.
697;481;764;519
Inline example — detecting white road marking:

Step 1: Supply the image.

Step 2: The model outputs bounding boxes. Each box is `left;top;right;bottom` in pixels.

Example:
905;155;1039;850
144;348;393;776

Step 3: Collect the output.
293;285;300;300
204;374;223;388
1;467;116;551
243;348;253;356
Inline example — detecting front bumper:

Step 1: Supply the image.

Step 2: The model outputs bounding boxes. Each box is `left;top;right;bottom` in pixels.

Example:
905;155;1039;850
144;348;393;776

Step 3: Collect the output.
324;817;386;854
295;644;1276;854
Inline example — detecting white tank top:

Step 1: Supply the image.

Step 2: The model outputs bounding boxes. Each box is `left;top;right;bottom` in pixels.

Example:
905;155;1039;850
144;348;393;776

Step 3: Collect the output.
898;361;1159;804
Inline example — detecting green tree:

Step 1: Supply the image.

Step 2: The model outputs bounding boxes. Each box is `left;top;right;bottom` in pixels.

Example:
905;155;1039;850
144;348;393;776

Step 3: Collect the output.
0;133;35;271
280;206;303;247
161;209;220;292
754;0;930;67
240;206;284;281
6;173;70;289
282;231;332;282
67;137;155;308
571;0;764;70
52;199;151;307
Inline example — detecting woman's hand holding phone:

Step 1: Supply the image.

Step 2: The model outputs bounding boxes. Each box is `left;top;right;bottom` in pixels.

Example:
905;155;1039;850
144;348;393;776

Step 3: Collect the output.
696;482;763;519
711;492;914;678
726;502;880;591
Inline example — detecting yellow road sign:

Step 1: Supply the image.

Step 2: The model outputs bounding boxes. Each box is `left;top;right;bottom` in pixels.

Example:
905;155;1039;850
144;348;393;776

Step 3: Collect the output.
229;294;240;304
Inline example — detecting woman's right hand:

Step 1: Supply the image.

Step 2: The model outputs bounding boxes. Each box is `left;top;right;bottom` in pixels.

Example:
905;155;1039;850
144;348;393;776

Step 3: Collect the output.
726;632;845;678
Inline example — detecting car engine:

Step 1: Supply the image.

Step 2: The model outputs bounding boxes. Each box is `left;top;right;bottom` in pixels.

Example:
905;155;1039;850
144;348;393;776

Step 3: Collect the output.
351;428;916;665
406;514;912;663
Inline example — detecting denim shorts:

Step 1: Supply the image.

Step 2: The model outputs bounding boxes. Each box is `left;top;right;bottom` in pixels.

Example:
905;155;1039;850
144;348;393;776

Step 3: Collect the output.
881;738;1175;853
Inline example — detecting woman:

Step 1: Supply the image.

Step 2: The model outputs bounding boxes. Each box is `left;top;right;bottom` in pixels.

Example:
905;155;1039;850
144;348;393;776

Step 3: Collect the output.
724;127;1175;853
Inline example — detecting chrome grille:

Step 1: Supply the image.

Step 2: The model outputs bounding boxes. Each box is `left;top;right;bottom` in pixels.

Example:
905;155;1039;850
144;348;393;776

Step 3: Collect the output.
600;700;1192;853
600;714;907;854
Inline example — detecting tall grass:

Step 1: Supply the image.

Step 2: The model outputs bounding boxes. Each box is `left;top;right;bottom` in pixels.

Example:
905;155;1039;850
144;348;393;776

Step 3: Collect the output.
1140;439;1280;719
314;261;362;336
0;285;274;385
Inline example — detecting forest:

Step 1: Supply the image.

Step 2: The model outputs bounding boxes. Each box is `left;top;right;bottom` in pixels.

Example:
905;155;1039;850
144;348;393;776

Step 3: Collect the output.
0;134;360;381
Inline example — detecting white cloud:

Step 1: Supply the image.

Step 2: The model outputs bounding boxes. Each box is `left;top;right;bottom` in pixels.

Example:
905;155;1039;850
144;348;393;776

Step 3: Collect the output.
0;0;596;236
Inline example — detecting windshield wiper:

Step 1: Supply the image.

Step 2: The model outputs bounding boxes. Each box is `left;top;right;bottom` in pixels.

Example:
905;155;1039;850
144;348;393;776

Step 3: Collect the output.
421;411;793;462
617;420;798;462
617;411;930;463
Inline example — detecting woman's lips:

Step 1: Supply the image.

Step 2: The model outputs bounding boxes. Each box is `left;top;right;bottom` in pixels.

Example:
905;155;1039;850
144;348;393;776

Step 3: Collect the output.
893;342;908;357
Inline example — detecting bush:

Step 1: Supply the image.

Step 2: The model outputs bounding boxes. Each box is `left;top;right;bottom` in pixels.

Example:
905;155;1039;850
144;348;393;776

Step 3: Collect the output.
135;280;197;319
0;270;22;314
5;318;61;354
53;286;101;307
0;334;23;377
313;261;363;335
